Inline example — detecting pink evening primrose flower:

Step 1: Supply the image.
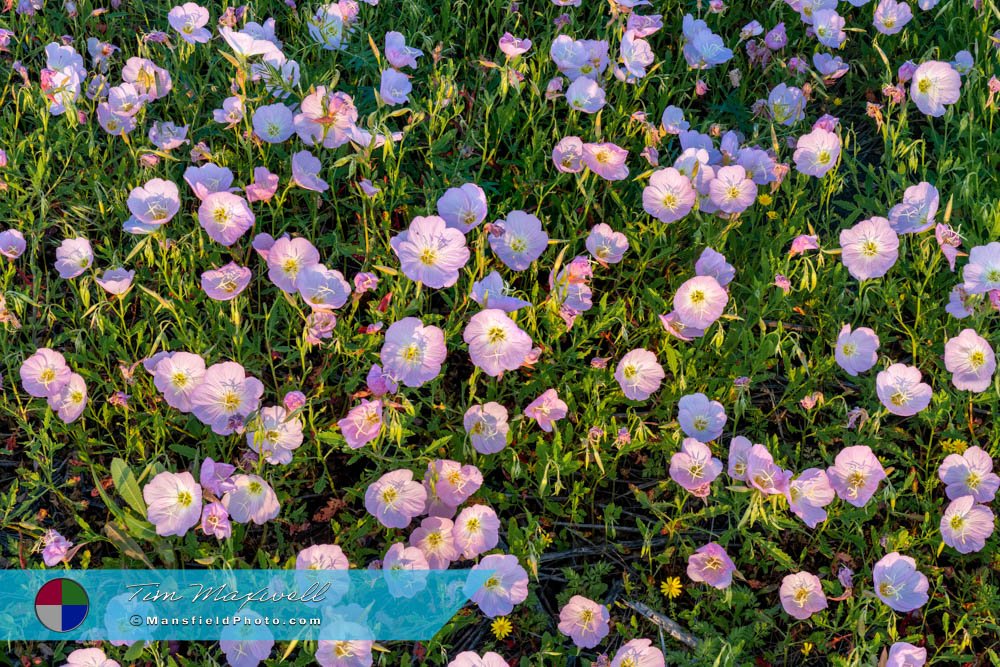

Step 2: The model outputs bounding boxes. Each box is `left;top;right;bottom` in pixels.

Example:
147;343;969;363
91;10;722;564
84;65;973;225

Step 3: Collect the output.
95;268;135;296
564;77;606;113
448;652;512;667
252;103;295;144
294;88;358;149
267;236;320;293
670;437;723;497
390;215;470;288
793;128;841;177
437;183;488;233
454;504;500;558
935;223;961;271
779;572;827;620
827;445;886;507
677;392;726;442
0;229;26;260
963;242;1000;294
686;542;736;589
695;248;735;287
943;328;995;392
20;348;72;398
223;474;280;525
291;150;330;192
64;649;120;667
201;502;232;539
385;31;422;69
246;405;304;465
834;324;880;376
938;446;999;503
383;542;430;598
168;3;211;44
727;436;753;481
153;351;206;412
887;642;927;667
888;182;939;234
874;0;913;34
840;217;899;281
582;142;629;181
787;468;835;528
470;271;532;312
558;595;610;649
553;136;584;173
42;529;74;567
127;178;180;226
198;192;255;246
184;163;235;200
940;495;994;554
489;210;549;270
463;402;510;454
876;363;933;416
586;223;629;264
615;348;665;401
189;361;265;435
409;517;459;569
338;399;383;449
465;553;529;618
143;471;203;537
380;317;447;388
379;68;412;106
464;309;533;376
673;275;728;329
364;469;427;529
745;444;792;496
523;388;568;432
201;262;252;301
47;372;87;423
200;456;236;497
297;264;351;311
643;168;696;223
54;238;93;279
910;61;961;117
873;552;929;612
499;32;532;57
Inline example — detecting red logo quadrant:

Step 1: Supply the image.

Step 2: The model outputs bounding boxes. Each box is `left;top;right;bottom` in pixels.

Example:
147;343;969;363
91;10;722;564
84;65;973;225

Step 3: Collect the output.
34;578;89;632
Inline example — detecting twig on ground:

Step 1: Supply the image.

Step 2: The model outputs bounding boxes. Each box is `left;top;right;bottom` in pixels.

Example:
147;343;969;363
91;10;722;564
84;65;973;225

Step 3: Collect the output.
621;599;700;650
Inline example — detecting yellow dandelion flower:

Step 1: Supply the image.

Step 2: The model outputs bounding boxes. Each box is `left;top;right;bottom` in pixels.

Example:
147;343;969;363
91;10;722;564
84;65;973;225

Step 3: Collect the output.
757;194;773;206
491;616;513;640
802;642;814;656
940;438;967;454
660;577;683;599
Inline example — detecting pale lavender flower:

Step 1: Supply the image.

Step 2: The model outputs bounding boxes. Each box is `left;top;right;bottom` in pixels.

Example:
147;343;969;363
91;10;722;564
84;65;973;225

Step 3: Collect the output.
200;457;236;497
586;223;629;264
380;317;446;387
887;642;926;667
291;150;330;193
793;128;841;177
42;529;74;566
385;31;423;69
670;437;723;497
727;436;753;480
686;542;736;589
814;53;849;80
246;405;303;465
409;517;458;569
889;182;938;234
935;224;961;271
224;474;280;525
489;210;548;270
390;215;470;288
552;136;584;173
297;264;351;310
380;69;412;106
910;61;961;117
615;348;665;401
876;363;932;416
874;0;913;34
565;77;606;113
96;268;135;295
465;554;529;618
437;183;488;233
0;230;26;259
643;168;696;223
168;3;211;43
787;468;835;528
524;388;568;432
582;142;629;181
198;192;255;246
454;504;500;558
944;328;995;392
768;83;805;125
813;9;846;48
558;596;610;649
294;88;358;149
674;276;728;329
695;248;735;286
827;445;886;507
499;32;532;57
338;399;383;449
365;469;427;529
464;309;533;376
779;572;827;620
189;361;265;435
963;243;1000;294
938;446;999;503
213;96;245;126
835;324;880;376
267;236;320;293
252;103;294;143
661;105;689;134
143;471;203;537
745;444;792;496
202;262;252;301
840;217;899;280
940;495;994;554
470;271;531;312
148;121;189;151
873;552;929;612
464;402;509;454
47;372;87;423
201;502;232;539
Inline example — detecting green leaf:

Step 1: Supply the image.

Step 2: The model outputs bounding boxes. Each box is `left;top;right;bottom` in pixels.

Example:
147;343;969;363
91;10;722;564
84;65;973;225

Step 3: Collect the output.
111;458;146;516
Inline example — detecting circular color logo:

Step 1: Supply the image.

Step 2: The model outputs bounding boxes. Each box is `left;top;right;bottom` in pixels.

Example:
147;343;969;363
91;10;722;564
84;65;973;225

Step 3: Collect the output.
35;578;89;632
